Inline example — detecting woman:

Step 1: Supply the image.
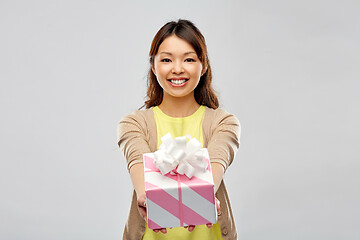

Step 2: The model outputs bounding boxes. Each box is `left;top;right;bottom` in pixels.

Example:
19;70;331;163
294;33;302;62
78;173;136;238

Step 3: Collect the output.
118;19;240;240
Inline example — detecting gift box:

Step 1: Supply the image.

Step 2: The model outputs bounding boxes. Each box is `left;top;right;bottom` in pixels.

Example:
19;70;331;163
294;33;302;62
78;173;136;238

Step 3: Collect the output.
143;134;217;229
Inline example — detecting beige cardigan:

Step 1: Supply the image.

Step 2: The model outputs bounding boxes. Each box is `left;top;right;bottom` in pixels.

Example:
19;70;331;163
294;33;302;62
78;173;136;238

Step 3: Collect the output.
117;106;241;240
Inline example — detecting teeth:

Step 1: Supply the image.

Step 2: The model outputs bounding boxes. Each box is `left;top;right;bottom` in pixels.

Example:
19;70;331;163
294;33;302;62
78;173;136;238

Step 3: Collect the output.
170;79;186;85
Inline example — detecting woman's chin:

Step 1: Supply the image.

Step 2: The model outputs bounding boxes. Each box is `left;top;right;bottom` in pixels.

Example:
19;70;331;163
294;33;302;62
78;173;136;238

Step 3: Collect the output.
164;90;194;99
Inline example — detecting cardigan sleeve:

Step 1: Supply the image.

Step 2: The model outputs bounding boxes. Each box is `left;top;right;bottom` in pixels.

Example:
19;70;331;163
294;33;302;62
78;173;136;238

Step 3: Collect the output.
207;110;241;171
117;111;151;171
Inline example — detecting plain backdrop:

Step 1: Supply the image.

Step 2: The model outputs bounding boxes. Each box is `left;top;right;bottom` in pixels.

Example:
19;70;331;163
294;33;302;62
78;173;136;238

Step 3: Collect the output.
1;0;359;239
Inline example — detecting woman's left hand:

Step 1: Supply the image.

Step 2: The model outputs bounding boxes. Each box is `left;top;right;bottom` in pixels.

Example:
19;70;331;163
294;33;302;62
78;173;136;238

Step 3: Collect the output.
184;197;220;232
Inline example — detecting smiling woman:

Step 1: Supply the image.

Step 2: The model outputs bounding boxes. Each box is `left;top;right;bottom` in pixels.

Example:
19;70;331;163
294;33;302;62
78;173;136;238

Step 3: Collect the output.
152;35;204;107
117;19;241;240
144;19;218;112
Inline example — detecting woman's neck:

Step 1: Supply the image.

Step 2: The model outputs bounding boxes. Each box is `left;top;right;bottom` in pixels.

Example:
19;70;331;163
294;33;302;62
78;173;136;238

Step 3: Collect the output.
158;93;200;118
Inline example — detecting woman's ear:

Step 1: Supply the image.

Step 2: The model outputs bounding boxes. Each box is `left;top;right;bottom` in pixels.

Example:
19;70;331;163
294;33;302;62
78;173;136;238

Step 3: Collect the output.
151;65;156;76
201;65;208;76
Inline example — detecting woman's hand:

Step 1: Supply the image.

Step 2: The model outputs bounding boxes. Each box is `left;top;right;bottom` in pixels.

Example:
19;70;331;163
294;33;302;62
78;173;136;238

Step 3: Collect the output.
137;194;220;233
206;197;221;229
137;193;167;234
185;197;221;231
136;193;147;221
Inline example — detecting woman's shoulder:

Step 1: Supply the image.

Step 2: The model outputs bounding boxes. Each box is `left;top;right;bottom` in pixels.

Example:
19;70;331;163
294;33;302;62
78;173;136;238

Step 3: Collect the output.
120;108;154;122
117;108;156;134
204;106;239;122
203;106;241;133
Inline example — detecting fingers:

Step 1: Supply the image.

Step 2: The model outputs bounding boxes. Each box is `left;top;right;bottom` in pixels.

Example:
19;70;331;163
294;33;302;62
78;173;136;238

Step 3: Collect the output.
137;200;147;220
137;195;147;221
138;205;147;221
216;198;221;213
155;224;212;233
137;194;147;208
153;228;167;234
184;225;195;232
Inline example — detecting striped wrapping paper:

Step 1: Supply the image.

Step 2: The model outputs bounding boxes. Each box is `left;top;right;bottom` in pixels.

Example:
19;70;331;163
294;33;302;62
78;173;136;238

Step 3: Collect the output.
143;149;217;229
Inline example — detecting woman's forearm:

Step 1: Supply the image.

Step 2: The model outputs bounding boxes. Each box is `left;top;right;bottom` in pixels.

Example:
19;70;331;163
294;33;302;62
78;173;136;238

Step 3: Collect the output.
129;163;146;198
211;162;225;193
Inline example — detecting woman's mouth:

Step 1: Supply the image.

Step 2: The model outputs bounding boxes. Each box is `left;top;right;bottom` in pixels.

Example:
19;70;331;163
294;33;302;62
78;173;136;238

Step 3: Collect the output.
167;78;189;87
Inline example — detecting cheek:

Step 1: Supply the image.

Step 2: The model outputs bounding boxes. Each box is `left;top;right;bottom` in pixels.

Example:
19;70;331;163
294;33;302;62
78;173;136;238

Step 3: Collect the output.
155;65;171;79
189;64;203;76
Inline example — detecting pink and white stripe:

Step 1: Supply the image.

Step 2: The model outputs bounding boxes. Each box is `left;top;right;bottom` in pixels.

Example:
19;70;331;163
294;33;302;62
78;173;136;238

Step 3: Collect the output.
143;152;217;229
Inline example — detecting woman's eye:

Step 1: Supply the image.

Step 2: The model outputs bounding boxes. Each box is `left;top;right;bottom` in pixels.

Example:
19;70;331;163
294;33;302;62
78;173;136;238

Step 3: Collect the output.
185;58;195;62
161;58;171;62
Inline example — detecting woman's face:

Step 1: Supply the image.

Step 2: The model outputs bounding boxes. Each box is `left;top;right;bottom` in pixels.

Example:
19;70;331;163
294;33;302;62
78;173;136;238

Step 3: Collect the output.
152;35;205;100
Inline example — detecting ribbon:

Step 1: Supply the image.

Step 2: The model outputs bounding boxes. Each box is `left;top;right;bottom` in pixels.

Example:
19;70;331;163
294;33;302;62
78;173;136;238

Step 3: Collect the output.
153;133;208;179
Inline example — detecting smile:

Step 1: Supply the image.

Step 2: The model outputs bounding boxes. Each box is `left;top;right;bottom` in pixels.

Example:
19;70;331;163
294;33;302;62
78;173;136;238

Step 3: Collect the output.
167;78;189;87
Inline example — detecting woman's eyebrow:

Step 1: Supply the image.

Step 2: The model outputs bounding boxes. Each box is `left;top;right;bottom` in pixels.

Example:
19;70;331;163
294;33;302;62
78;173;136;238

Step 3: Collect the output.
159;51;196;55
184;51;197;55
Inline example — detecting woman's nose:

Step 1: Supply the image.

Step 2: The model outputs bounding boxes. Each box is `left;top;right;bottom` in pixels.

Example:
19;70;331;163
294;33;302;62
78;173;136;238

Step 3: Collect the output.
172;61;184;74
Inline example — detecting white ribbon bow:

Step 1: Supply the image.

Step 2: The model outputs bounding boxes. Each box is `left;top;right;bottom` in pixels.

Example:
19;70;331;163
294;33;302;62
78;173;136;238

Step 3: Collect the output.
153;133;208;179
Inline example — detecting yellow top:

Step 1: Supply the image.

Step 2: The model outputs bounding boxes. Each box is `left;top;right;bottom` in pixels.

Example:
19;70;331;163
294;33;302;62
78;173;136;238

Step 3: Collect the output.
142;105;223;240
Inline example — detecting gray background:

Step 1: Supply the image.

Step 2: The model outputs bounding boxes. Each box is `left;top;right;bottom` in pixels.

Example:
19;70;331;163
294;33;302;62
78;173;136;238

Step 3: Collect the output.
1;0;359;239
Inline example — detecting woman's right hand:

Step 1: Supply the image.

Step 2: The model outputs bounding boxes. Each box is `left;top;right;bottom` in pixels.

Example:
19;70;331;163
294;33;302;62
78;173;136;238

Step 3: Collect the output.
137;193;147;222
137;193;220;233
137;193;167;234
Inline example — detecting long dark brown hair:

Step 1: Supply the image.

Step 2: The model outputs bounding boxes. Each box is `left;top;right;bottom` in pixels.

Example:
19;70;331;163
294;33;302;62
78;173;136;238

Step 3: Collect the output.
143;19;219;109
